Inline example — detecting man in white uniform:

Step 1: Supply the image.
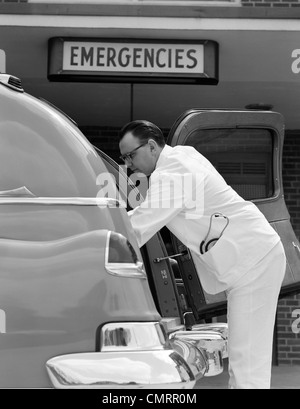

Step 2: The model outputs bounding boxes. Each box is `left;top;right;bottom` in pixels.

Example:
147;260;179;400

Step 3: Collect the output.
119;120;286;389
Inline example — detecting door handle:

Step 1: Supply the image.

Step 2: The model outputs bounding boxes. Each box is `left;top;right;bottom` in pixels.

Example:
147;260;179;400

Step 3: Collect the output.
153;250;188;263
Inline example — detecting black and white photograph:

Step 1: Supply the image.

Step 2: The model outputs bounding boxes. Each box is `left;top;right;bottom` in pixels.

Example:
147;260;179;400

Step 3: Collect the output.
0;0;299;391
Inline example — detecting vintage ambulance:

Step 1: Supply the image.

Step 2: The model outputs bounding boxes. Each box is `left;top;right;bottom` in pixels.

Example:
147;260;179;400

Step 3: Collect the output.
0;74;227;389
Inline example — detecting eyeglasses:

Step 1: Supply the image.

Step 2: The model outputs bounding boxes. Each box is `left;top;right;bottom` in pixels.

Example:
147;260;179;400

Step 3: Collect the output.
119;142;148;164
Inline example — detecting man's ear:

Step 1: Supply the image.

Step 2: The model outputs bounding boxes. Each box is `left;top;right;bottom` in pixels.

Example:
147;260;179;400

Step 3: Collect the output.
148;139;157;152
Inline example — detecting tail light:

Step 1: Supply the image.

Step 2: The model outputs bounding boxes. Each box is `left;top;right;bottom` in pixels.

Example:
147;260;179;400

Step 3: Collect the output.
105;231;146;278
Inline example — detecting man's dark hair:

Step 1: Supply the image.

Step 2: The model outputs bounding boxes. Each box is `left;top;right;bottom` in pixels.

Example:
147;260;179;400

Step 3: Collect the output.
119;120;166;147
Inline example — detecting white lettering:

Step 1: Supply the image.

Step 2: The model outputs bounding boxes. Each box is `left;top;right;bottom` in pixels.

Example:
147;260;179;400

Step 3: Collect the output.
96;172;120;203
95;168;204;216
146;394;196;404
123;172;204;216
292;309;300;334
183;172;205;219
127;172;148;209
0;309;6;334
102;394;136;406
291;49;300;74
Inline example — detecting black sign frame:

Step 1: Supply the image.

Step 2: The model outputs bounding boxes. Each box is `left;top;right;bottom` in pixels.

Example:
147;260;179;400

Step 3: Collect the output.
48;37;219;85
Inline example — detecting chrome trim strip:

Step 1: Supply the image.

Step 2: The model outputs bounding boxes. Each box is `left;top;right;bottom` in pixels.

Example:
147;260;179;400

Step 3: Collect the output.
46;350;196;389
104;231;111;271
0;196;126;207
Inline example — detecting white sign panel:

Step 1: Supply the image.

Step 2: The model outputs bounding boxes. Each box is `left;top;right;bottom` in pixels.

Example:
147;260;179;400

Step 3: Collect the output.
62;41;204;74
48;38;218;84
0;50;6;73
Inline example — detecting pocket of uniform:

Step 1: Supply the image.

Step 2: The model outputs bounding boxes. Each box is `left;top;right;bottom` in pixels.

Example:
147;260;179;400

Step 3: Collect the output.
200;235;239;279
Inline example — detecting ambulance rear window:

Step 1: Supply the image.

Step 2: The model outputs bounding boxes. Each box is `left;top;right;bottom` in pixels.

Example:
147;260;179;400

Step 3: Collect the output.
187;128;274;200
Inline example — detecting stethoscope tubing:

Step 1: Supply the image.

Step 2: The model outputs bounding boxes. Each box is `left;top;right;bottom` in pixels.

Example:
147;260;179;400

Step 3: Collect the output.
200;212;229;255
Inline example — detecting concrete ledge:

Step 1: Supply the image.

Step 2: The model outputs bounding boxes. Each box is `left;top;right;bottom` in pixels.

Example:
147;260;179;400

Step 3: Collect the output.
1;2;300;19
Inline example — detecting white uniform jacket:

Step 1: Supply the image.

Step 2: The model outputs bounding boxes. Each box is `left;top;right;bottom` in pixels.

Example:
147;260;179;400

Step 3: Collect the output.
128;144;280;294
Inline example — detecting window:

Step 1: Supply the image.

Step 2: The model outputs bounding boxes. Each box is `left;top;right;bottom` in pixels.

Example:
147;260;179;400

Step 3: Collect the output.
186;128;274;200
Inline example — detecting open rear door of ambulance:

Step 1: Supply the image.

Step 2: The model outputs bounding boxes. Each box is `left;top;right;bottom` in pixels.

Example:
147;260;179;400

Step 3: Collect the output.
166;109;300;321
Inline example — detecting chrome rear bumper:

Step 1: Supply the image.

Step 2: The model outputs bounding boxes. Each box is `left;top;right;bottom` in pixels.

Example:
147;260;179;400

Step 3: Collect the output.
46;321;228;388
46;350;196;389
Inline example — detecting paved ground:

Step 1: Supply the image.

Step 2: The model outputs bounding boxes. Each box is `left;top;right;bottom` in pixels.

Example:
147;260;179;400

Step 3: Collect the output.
195;361;300;389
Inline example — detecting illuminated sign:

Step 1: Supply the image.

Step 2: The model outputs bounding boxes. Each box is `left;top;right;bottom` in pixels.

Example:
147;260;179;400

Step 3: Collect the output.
48;38;218;84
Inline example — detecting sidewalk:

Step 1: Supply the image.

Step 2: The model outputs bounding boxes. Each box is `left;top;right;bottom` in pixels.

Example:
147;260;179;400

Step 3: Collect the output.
195;361;300;389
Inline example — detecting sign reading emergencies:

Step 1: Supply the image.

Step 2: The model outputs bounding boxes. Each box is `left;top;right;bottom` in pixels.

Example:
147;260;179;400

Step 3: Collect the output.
48;38;218;84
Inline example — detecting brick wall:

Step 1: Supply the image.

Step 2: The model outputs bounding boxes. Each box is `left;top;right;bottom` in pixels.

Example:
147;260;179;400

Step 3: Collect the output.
4;0;299;6
277;294;300;364
81;125;121;163
81;125;170;164
278;130;300;365
282;131;300;241
2;0;300;7
241;0;300;7
0;0;28;3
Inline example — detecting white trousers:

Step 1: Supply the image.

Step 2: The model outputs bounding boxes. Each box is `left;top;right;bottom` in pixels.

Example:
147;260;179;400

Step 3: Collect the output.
226;241;286;389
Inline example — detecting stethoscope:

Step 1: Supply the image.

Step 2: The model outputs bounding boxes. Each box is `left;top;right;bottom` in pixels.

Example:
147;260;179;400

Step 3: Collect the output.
200;213;229;255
